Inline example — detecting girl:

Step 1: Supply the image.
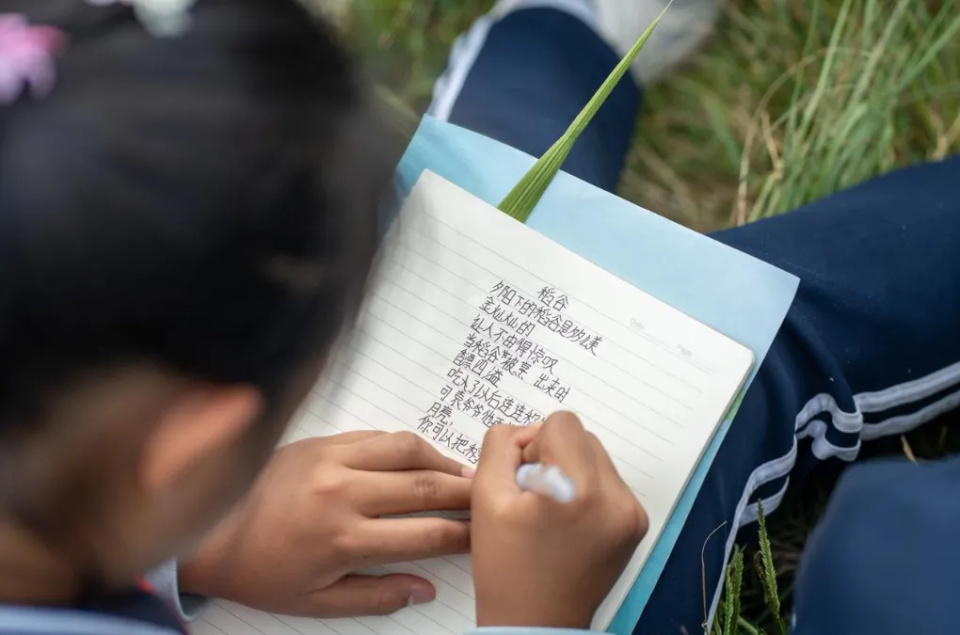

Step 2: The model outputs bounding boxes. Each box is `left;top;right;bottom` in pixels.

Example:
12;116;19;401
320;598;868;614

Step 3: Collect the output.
0;1;644;634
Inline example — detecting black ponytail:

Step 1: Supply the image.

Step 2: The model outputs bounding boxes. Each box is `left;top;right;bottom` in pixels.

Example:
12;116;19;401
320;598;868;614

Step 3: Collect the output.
0;0;392;429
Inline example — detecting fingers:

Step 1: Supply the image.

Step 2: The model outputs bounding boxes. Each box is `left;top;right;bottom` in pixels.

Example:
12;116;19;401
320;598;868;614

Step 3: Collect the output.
474;424;539;491
309;574;435;618
351;517;470;564
357;470;472;516
584;430;619;483
590;435;649;537
342;431;469;477
520;411;597;486
285;431;384;454
578;426;648;537
322;430;386;446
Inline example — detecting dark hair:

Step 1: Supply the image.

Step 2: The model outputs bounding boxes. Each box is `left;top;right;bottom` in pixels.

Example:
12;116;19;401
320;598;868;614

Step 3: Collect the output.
0;0;391;430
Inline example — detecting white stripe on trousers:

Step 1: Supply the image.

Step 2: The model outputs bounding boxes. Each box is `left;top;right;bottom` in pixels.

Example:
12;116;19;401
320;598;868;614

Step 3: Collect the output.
707;360;960;627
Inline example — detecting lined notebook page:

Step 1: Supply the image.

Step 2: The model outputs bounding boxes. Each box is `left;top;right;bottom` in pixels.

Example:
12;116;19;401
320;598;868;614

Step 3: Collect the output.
195;171;753;635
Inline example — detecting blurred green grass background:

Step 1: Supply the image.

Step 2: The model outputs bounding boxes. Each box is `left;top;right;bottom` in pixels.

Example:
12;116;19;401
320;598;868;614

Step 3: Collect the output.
341;0;959;233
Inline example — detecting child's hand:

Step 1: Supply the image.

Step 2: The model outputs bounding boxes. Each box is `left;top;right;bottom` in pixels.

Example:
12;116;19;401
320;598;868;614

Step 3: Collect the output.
471;412;649;629
179;431;472;616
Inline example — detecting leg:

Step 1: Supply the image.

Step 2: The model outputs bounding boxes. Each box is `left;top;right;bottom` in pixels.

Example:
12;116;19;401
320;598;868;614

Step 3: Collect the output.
430;0;720;193
644;155;960;633
436;3;960;631
430;3;641;193
792;454;960;634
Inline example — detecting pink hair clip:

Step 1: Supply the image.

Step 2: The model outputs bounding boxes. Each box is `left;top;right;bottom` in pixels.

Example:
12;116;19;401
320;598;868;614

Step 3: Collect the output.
0;14;64;105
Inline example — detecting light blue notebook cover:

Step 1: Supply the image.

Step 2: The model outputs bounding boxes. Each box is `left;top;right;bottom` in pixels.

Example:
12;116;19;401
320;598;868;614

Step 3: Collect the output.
395;116;799;634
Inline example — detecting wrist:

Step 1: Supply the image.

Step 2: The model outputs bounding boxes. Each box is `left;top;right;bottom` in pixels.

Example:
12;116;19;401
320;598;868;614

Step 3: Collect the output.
178;523;235;599
177;552;213;598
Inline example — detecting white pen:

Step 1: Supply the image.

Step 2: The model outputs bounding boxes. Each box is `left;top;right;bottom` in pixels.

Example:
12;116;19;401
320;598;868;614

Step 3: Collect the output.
516;462;577;503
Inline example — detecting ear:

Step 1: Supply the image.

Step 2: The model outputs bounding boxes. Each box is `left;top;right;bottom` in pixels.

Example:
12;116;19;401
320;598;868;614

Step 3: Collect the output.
139;384;264;492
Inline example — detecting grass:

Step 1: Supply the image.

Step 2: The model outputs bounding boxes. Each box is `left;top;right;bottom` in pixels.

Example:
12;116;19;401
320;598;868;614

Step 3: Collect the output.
342;0;960;231
337;0;960;631
625;0;960;231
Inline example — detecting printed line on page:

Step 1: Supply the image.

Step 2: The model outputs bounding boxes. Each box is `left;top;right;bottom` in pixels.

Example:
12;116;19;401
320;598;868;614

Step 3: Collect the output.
365;285;677;453
405;211;719;377
375;264;690;432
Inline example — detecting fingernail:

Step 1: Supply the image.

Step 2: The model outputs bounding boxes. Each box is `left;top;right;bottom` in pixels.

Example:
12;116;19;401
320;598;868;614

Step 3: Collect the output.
460;465;476;479
409;588;434;605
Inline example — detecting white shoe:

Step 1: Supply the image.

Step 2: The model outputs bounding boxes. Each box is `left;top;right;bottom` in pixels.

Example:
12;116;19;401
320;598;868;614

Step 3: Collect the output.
596;0;722;83
492;0;723;84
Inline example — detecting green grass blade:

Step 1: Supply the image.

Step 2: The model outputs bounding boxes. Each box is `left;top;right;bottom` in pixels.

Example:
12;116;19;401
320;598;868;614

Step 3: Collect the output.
497;2;673;222
755;500;786;635
737;616;762;635
723;549;744;635
796;0;852;137
896;6;960;92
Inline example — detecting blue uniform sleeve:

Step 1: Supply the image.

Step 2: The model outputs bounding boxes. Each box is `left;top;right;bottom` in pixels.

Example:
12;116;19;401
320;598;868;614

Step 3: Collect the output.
793;455;960;634
145;560;208;622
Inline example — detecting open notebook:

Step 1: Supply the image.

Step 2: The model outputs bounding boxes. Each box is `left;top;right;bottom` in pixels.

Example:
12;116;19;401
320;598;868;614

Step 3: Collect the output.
192;171;755;635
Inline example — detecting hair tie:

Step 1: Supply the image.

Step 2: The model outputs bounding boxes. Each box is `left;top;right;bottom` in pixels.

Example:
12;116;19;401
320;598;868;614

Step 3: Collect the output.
86;0;197;39
0;14;65;105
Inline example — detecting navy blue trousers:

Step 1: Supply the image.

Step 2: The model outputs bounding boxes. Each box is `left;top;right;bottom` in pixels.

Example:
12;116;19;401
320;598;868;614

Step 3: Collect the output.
433;8;960;634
